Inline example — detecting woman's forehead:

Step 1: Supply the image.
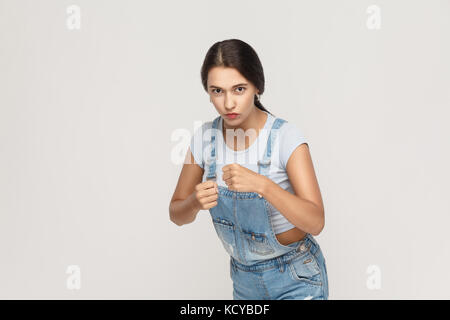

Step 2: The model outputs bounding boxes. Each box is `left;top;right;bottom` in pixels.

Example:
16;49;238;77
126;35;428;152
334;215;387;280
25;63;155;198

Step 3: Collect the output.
208;67;248;87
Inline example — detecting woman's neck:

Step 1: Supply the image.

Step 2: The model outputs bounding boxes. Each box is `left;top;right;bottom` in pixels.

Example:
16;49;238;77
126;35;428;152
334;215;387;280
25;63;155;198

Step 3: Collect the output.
223;107;267;133
222;108;268;150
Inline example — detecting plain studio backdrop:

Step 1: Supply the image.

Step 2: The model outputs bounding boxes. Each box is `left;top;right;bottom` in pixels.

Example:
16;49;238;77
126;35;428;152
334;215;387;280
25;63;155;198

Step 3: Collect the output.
0;0;449;299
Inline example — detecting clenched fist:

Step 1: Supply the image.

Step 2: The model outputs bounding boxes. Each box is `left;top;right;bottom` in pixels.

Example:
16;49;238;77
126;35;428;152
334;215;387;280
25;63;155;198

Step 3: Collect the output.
222;163;267;194
192;180;219;210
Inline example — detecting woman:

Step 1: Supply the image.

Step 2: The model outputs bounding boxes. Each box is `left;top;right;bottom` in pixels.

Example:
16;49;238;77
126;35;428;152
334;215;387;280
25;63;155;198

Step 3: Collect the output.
169;39;328;300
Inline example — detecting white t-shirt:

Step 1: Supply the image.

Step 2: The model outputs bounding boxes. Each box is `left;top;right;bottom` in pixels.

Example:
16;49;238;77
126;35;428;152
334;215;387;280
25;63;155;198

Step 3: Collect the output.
189;111;308;234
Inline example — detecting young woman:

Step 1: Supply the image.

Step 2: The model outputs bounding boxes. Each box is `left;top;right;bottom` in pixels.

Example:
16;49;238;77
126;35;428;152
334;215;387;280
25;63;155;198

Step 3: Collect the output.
169;39;328;300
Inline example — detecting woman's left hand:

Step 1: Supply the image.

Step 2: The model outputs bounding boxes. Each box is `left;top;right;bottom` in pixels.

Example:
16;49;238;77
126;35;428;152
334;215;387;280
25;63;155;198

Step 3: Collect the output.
222;163;267;194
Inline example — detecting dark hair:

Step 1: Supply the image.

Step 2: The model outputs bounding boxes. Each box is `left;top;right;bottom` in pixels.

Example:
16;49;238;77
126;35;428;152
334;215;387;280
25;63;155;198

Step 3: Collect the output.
200;39;274;116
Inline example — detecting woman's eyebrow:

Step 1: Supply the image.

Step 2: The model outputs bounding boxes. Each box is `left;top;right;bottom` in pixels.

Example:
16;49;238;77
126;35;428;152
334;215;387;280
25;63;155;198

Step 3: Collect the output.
208;83;248;89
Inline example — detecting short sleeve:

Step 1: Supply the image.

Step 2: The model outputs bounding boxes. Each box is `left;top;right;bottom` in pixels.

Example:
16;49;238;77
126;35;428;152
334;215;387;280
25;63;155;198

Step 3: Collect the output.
189;121;212;169
279;122;308;169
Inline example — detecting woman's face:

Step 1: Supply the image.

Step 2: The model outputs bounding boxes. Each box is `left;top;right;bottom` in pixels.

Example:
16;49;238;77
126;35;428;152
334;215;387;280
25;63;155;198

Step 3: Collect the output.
207;66;259;128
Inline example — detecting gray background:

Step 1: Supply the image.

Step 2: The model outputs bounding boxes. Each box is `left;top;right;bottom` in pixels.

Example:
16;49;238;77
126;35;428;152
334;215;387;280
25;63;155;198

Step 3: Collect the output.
0;0;449;299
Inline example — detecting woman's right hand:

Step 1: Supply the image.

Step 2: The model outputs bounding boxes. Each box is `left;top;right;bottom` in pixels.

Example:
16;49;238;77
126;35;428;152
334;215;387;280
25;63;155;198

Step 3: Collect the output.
192;180;219;210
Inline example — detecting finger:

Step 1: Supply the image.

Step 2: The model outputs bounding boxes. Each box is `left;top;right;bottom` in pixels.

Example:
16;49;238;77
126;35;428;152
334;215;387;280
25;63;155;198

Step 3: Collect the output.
206;186;219;196
204;201;218;209
200;184;219;196
202;180;216;190
222;165;232;172
223;170;236;180
203;193;219;203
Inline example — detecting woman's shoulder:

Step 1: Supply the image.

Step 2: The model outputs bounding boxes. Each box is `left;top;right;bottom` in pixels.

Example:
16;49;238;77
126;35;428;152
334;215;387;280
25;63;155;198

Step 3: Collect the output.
273;116;305;134
272;117;308;169
189;119;216;169
191;117;217;139
190;116;221;151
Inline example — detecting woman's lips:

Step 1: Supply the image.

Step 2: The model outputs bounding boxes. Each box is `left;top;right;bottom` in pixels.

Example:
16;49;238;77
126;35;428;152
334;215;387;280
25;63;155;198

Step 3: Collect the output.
226;113;239;119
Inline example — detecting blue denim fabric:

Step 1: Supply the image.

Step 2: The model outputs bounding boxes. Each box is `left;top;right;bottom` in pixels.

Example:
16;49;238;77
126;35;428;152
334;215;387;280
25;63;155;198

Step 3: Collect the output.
205;115;329;300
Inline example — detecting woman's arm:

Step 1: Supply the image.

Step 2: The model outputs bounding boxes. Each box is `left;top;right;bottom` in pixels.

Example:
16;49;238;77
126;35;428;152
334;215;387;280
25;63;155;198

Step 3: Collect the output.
170;193;200;226
258;143;325;236
169;147;204;226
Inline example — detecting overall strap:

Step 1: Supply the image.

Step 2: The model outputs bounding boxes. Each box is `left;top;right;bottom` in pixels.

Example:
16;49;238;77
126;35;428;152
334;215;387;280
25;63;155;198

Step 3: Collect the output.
205;116;221;181
205;116;287;181
258;118;287;177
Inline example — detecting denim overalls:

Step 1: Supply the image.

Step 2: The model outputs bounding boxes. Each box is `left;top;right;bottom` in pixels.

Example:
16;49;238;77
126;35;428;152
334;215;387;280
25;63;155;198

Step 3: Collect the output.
205;115;329;300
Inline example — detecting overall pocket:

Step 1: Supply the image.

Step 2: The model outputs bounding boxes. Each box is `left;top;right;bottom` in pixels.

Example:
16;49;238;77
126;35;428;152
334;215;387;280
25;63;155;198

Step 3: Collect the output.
212;217;236;257
287;244;322;286
242;230;275;255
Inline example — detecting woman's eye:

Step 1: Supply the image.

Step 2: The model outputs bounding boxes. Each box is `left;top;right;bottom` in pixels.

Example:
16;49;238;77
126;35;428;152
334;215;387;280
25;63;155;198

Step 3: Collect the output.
212;87;245;94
